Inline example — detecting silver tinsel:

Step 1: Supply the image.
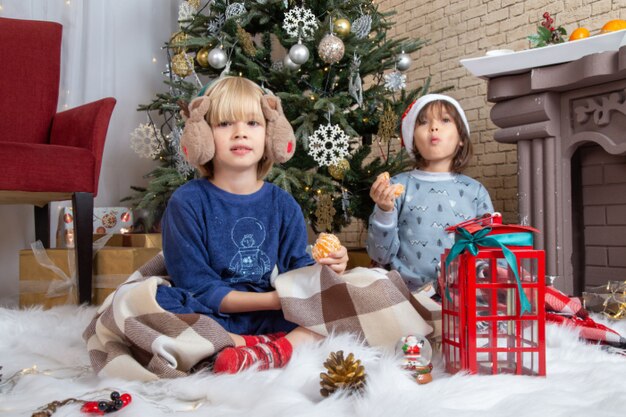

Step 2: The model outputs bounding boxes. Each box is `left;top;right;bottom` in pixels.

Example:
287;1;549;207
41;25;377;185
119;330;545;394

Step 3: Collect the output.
283;6;318;39
384;71;406;92
318;34;345;64
348;53;363;107
351;14;372;39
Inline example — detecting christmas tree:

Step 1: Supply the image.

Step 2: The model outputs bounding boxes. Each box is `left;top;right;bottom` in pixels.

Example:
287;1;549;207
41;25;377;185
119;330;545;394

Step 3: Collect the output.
126;0;434;232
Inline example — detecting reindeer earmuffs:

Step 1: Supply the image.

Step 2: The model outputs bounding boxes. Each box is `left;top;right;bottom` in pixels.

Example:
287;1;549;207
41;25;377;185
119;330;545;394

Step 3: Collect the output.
179;81;296;170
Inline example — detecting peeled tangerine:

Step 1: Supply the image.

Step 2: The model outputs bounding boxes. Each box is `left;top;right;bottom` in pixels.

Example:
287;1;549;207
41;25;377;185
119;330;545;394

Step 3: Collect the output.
312;233;342;261
393;183;405;197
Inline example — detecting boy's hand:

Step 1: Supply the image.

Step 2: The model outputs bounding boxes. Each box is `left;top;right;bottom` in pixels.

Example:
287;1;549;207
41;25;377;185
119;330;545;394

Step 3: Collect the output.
317;245;349;274
370;172;399;212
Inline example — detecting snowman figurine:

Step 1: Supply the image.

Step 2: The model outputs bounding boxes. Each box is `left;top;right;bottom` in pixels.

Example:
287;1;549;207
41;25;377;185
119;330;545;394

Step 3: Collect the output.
399;335;433;384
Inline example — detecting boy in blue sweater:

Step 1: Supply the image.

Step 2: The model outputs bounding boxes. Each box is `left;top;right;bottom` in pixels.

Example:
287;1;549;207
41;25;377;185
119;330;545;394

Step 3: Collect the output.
156;77;348;373
367;94;493;291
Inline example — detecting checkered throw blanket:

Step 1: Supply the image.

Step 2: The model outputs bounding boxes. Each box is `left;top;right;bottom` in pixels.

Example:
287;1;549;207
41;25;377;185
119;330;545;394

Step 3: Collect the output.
84;254;431;381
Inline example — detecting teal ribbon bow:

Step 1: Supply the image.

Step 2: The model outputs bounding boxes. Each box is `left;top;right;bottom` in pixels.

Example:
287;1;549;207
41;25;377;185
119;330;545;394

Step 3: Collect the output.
444;227;533;315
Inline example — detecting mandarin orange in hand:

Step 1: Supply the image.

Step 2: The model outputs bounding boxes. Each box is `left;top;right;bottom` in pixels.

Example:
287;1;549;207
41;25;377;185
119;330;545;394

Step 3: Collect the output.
601;19;626;33
569;27;590;41
312;233;342;261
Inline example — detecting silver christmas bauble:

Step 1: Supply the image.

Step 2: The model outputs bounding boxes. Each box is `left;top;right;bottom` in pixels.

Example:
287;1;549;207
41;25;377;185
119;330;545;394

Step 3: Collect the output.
283;54;301;70
396;52;412;72
289;42;310;65
208;47;228;69
318;33;345;64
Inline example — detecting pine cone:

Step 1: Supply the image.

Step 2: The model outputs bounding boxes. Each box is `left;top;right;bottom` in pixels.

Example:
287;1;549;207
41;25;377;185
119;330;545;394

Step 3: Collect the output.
320;351;366;397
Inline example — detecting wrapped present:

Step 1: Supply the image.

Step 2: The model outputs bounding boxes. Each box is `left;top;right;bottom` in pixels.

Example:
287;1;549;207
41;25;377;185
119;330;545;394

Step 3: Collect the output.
19;243;161;308
56;206;133;248
439;213;546;376
92;233;162;249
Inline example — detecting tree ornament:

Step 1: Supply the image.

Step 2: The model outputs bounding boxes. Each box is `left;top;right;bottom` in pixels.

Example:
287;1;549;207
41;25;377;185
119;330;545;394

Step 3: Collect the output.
170;31;189;54
328;158;350;180
283;54;301;70
377;106;398;142
178;1;196;21
398;335;433;384
348;53;363;107
207;14;225;36
314;195;336;232
208;47;228;69
187;0;201;9
351;14;372;39
130;123;163;158
288;40;310;65
320;351;367;397
527;12;566;48
225;2;246;21
283;6;318;39
196;47;210;68
236;25;257;57
318;34;345;64
308;123;350;167
171;52;194;77
384;71;406;92
334;18;351;37
396;51;412;72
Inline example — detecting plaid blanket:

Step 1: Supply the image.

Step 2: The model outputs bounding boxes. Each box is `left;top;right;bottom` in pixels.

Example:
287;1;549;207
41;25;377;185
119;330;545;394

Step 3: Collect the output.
84;254;431;380
545;286;625;348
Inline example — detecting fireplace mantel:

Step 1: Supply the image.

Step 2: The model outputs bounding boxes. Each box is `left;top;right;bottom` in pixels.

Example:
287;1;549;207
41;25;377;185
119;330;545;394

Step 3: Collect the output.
462;40;626;294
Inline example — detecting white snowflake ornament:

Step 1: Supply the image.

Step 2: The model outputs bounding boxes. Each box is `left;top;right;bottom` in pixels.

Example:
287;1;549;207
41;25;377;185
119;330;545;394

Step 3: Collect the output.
130;123;163;159
283;7;318;39
384;71;406;92
308;124;350;167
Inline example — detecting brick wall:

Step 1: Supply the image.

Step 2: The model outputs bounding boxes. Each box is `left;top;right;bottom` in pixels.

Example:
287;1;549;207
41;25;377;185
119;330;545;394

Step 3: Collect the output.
336;0;626;248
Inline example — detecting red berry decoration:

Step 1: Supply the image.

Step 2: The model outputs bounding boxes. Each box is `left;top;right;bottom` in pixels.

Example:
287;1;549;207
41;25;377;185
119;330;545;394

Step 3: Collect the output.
80;392;131;415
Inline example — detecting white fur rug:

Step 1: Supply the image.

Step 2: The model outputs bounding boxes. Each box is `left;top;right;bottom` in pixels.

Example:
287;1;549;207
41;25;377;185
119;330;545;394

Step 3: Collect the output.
1;306;625;417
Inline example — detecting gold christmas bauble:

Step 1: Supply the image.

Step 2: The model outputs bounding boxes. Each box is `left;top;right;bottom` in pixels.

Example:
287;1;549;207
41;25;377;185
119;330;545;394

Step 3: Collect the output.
171;52;193;77
187;0;200;9
170;31;189;54
334;18;351;37
328;159;350;180
196;47;210;68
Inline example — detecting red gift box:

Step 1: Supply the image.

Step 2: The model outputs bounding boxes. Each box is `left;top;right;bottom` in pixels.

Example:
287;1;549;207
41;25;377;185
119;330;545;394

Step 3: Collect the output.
439;213;546;376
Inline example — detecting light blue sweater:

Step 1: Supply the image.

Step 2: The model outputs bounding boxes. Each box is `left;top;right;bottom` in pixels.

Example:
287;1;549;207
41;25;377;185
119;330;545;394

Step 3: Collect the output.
366;170;493;291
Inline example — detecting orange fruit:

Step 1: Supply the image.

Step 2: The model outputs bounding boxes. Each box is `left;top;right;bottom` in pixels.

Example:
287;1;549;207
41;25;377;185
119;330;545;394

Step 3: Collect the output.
569;27;590;41
312;233;342;261
601;19;626;33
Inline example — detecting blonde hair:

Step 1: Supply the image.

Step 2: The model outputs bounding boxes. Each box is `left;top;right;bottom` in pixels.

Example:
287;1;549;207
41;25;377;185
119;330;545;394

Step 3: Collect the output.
412;100;472;173
198;76;273;179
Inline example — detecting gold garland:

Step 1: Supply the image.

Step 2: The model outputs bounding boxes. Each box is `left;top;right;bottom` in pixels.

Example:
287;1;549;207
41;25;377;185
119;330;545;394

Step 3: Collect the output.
236;25;257;57
315;193;336;232
377;105;398;142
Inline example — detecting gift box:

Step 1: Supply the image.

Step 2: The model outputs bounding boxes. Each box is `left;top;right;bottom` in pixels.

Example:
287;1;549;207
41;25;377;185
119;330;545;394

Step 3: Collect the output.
583;281;626;320
412;284;442;351
439;213;546;376
92;233;162;249
19;246;161;308
56;206;133;248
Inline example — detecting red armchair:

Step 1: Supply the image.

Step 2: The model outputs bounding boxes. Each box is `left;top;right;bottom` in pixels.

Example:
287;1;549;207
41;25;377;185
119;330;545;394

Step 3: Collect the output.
0;17;116;304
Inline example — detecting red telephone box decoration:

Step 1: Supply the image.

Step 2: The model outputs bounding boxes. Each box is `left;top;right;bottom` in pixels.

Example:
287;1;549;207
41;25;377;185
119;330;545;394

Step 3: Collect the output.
439;213;546;376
